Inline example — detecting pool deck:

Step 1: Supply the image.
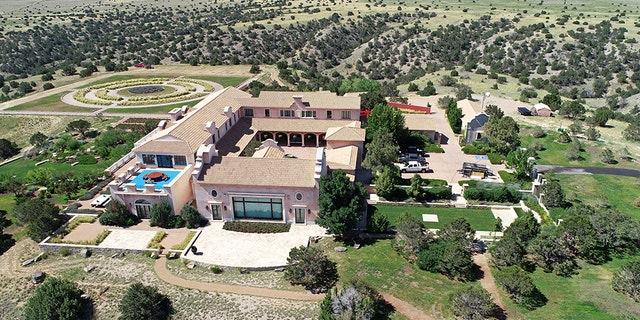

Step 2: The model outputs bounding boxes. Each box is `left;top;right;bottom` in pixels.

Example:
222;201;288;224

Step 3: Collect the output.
183;223;329;269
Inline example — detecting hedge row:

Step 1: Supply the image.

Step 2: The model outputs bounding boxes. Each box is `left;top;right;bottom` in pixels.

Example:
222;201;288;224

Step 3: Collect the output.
117;92;207;106
73;89;111;105
170;231;197;250
50;229;110;246
178;78;214;91
171;81;197;92
89;78;169;90
94;89;123;101
464;186;521;203
147;231;167;249
223;221;291;233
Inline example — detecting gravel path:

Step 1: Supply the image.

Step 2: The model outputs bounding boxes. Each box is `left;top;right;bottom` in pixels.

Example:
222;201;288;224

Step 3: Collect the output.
473;253;506;310
535;165;640;178
154;256;432;319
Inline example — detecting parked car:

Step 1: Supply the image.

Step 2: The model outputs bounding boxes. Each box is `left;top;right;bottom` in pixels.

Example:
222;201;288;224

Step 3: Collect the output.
398;161;429;173
399;154;428;164
403;145;424;155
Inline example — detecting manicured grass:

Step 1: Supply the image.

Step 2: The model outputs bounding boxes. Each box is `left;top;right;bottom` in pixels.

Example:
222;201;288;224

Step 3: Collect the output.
0;158;109;181
374;205;495;231
556;174;640;221
190;75;247;87
497;255;640;319
111;99;202;114
319;238;481;319
498;171;533;190
8;92;96;112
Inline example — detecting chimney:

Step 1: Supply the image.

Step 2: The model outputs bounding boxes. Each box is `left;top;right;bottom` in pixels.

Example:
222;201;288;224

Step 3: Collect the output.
168;108;182;122
181;105;189;114
223;106;233;118
205;121;216;134
292;95;304;108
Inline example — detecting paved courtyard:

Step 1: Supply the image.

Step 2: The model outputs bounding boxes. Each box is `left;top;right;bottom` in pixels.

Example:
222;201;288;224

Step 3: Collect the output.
184;223;328;269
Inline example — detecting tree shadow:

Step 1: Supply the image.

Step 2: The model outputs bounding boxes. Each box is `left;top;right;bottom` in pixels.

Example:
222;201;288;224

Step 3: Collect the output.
378;298;396;320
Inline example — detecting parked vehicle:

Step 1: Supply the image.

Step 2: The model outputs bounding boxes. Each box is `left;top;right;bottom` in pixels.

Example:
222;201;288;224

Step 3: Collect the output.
398;161;429;173
398;154;428;164
403;145;424;155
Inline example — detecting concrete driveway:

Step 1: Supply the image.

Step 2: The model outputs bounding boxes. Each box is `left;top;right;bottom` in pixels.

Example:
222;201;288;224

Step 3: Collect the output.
407;95;505;185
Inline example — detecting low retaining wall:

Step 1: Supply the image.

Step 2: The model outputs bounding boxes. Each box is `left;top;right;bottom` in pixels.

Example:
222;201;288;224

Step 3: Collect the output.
38;242;156;255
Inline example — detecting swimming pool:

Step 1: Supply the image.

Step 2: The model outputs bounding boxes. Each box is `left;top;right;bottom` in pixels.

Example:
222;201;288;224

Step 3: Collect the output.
130;169;181;190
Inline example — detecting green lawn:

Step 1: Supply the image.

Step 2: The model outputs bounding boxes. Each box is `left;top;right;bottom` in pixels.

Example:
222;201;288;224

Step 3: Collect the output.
319;238;481;319
8;92;95;112
555;174;640;221
0;157;109;180
520;132;596;167
497;255;640;319
373;205;495;231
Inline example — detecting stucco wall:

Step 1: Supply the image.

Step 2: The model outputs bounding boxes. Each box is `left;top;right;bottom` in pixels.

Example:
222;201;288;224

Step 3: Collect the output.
193;182;319;224
165;165;195;214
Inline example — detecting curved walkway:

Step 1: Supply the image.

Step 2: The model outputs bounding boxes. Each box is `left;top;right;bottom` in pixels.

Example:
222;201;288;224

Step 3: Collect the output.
535;165;640;178
153;257;431;319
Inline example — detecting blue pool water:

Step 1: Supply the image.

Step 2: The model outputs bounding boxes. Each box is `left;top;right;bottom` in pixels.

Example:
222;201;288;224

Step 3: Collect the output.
131;169;181;190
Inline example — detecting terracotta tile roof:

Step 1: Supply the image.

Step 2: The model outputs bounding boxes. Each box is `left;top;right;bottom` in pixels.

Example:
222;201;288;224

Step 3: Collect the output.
238;91;360;110
252;146;286;159
249;118;361;133
326;146;358;170
403;114;436;132
136;87;251;154
325;126;366;141
199;157;317;188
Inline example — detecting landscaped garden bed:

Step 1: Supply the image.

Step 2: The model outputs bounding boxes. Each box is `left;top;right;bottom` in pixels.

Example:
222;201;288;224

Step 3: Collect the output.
222;221;291;233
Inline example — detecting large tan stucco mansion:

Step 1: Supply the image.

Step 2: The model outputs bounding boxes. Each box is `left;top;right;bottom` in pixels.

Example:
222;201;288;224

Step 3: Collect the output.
108;87;365;225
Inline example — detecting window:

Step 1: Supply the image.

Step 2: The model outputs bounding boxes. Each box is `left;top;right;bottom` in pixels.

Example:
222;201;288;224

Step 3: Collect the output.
327;110;332;119
232;197;283;220
295;192;303;201
174;155;187;166
301;111;316;118
142;154;156;165
341;111;351;119
280;110;294;117
244;108;254;117
265;109;270;117
211;204;222;220
211;189;218;198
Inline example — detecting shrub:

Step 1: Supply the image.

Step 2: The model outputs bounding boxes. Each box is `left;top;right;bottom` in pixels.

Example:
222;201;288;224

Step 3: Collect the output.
180;204;202;228
223;221;291;233
147;231;167;249
393;212;433;262
210;266;224;274
464;186;521;203
99;199;137;227
59;247;70;257
149;201;172;227
366;208;390;233
462;141;492;155
487;152;503;164
495;265;546;309
323;280;388;319
171;231;196;250
284;246;338;293
118;283;173;320
530;126;546;138
24;278;84;320
423;186;453;201
612;260;640;302
449;286;496;319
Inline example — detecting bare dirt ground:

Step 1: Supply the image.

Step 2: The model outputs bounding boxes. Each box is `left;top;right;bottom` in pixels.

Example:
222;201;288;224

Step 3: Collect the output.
473;253;506;310
62;220;191;250
0;239;320;319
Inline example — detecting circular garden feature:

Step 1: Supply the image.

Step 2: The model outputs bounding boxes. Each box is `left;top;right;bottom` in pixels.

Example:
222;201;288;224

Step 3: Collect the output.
128;85;165;94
